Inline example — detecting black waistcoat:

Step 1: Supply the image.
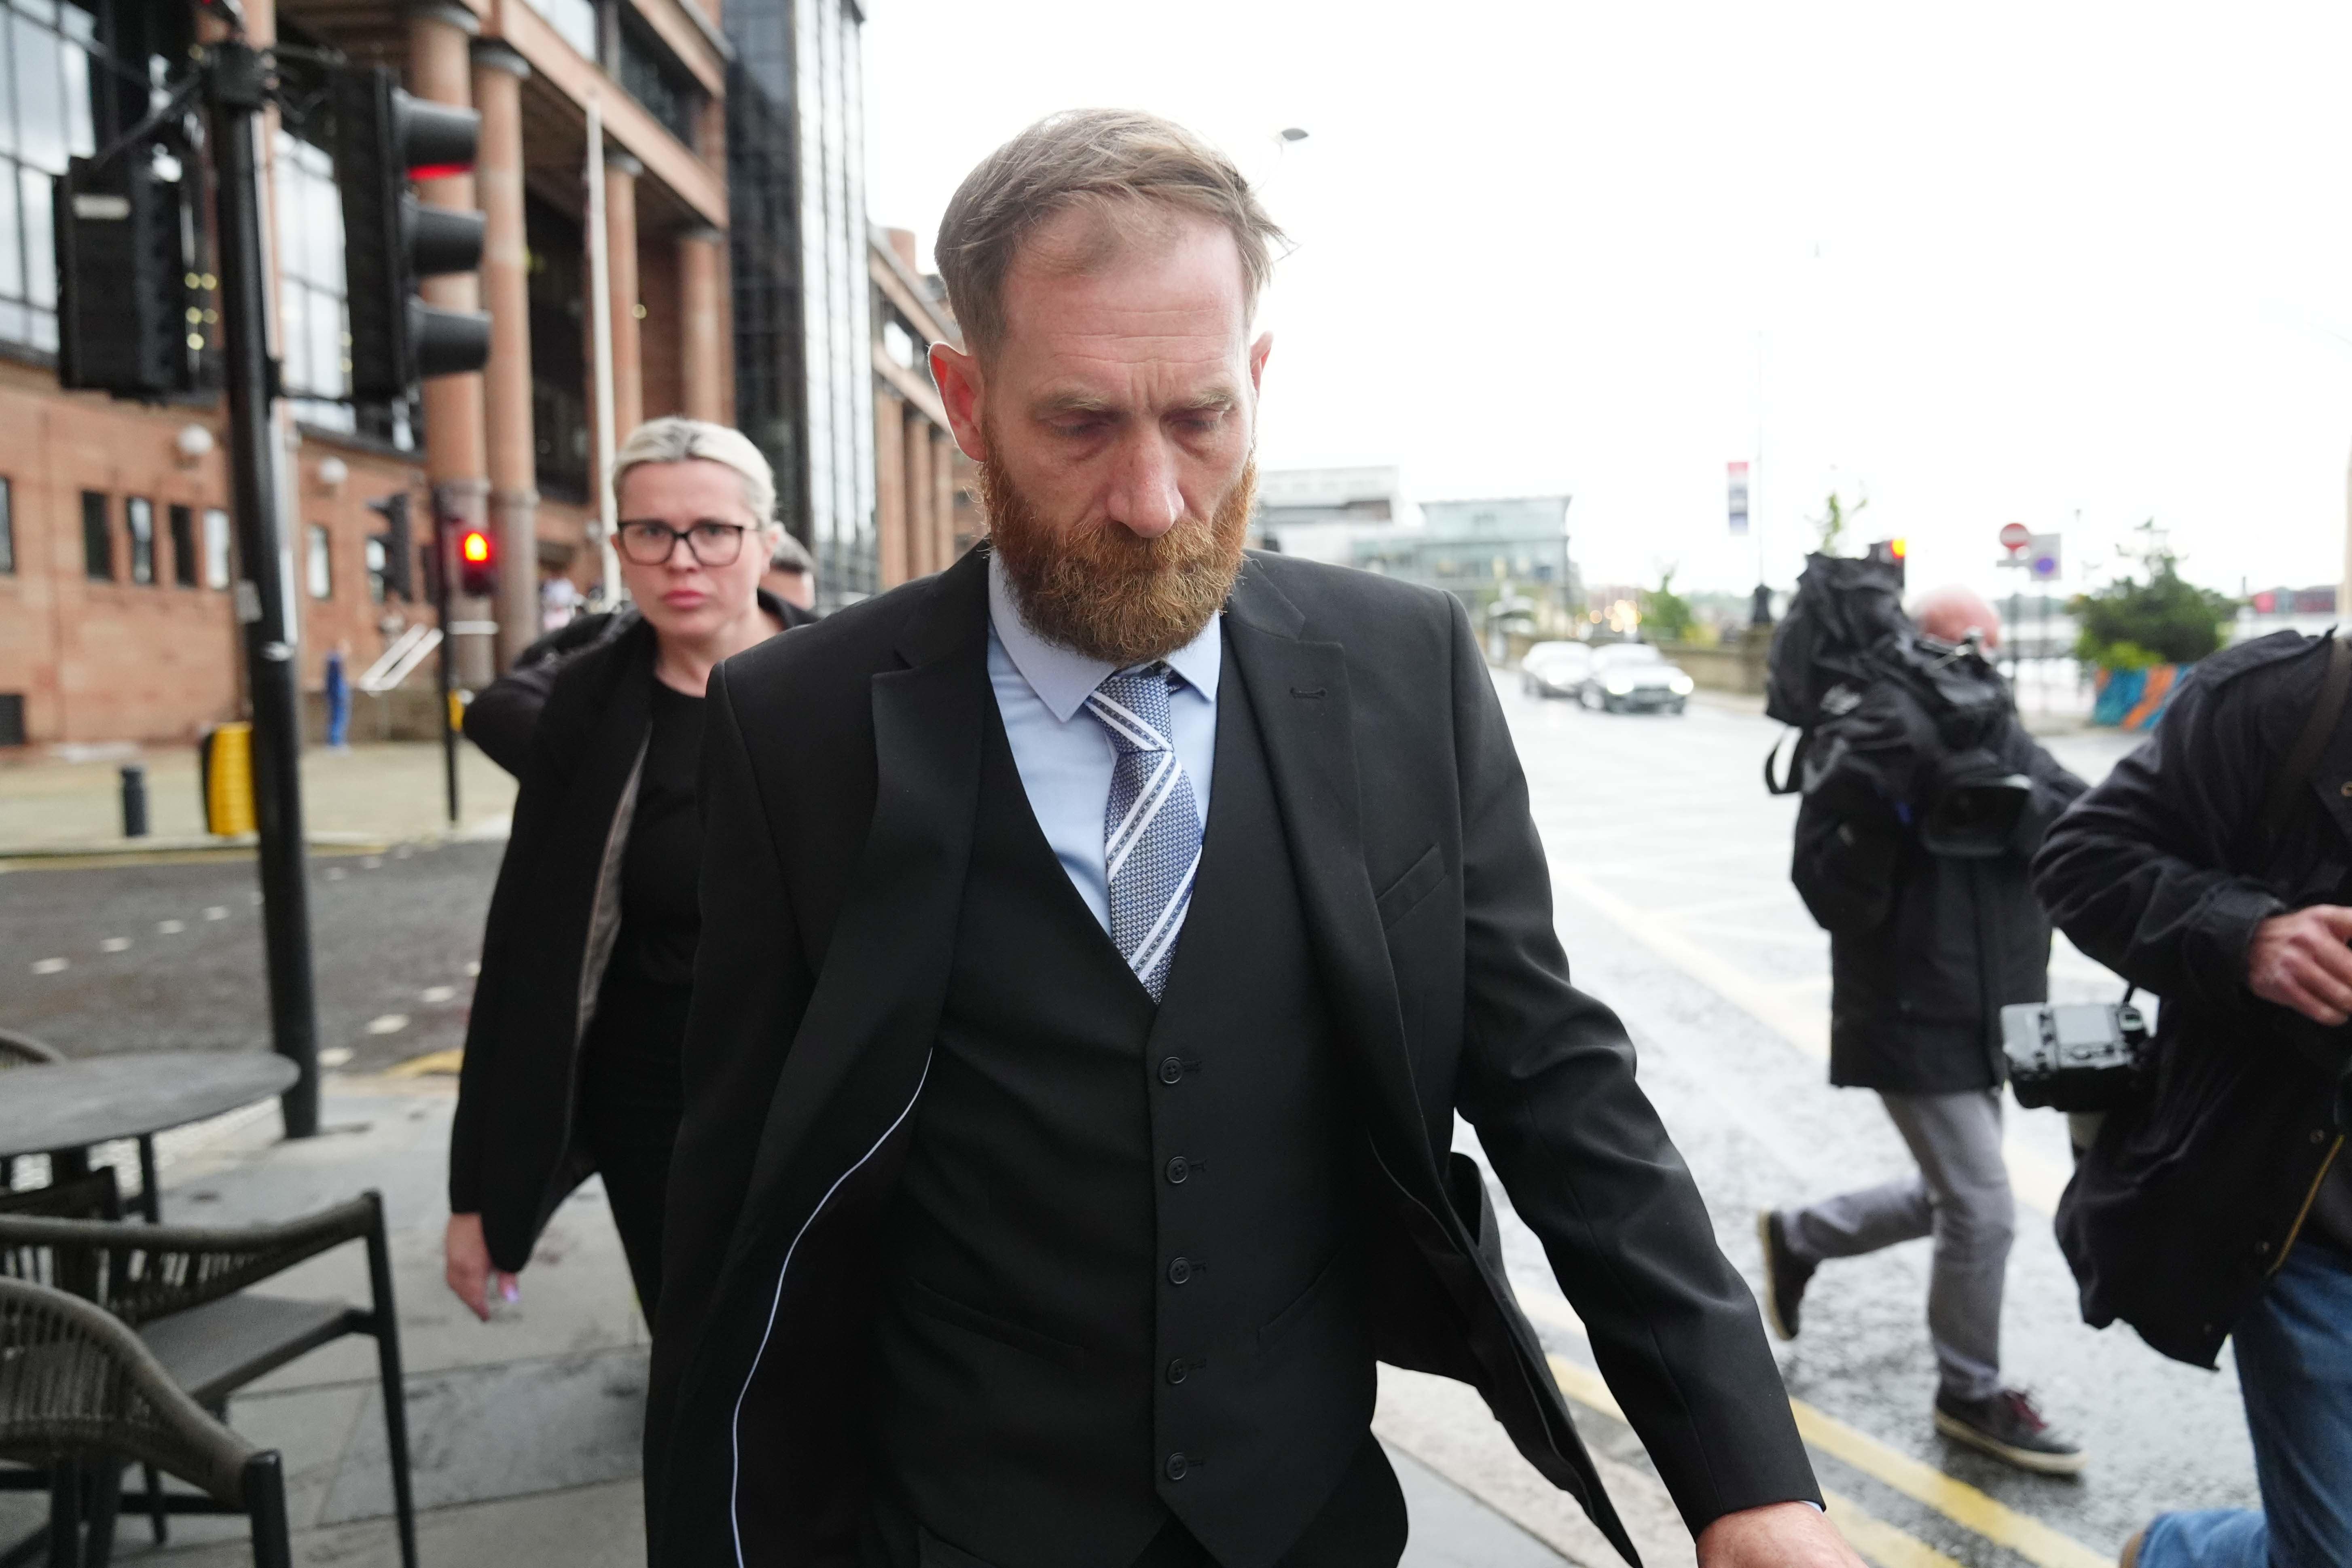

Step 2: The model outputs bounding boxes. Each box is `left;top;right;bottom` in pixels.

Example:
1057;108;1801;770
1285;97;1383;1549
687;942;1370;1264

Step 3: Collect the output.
866;646;1374;1568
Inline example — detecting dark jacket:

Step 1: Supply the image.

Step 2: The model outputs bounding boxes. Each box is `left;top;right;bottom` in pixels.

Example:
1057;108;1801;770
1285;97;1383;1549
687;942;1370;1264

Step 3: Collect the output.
449;593;804;1264
648;547;1820;1566
1792;696;2086;1093
466;590;813;777
2032;631;2352;1368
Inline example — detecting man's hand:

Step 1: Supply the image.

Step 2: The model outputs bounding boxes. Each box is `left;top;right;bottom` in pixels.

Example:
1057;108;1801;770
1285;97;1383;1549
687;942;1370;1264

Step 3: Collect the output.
2248;905;2352;1025
444;1212;520;1322
1697;1501;1867;1568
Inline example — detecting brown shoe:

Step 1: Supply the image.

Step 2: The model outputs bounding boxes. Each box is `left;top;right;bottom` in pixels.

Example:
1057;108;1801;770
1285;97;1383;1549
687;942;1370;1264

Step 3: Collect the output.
2119;1526;2145;1568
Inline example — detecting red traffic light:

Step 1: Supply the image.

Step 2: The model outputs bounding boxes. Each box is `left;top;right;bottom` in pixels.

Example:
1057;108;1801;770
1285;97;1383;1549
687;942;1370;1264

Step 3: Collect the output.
457;527;495;598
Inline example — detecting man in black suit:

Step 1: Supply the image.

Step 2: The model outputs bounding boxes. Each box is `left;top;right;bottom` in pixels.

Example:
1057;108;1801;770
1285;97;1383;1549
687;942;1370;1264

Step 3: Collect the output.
648;109;1852;1568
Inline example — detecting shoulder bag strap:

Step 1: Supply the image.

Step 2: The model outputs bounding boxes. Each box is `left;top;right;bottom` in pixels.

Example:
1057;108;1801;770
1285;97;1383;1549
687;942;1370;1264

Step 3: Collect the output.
2263;634;2352;845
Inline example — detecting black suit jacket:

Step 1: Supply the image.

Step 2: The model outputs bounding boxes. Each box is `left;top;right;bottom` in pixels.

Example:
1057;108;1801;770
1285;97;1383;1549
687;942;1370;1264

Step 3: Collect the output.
649;548;1817;1565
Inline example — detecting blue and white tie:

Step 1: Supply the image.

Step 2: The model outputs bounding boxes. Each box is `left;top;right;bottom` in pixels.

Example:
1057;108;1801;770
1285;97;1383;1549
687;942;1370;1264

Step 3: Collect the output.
1086;663;1201;1002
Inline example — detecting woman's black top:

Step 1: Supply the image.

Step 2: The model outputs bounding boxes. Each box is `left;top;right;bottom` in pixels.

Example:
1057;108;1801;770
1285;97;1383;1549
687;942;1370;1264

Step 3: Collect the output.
581;678;707;1089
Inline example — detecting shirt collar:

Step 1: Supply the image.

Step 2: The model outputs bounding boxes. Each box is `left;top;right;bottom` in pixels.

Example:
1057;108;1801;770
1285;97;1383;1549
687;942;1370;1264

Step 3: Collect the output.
987;548;1222;722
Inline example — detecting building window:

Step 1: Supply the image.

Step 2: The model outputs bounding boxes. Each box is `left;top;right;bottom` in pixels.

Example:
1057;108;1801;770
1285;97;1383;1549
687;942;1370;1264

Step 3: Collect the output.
168;503;195;586
274;130;352;433
617;7;701;149
0;0;102;352
365;534;387;604
202;506;229;588
0;475;12;574
527;194;590;503
125;495;152;583
527;0;597;59
79;489;108;578
305;523;332;600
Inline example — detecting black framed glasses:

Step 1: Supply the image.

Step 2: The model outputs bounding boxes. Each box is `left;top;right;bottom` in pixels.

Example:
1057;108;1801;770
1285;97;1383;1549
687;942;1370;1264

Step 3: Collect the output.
616;520;752;567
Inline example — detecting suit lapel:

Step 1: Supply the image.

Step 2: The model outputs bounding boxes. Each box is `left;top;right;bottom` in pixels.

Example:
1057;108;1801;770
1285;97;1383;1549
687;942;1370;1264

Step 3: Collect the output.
1223;559;1448;1204
730;551;992;1259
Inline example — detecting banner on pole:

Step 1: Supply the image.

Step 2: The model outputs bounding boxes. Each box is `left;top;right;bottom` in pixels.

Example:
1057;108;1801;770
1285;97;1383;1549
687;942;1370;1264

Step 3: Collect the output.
1728;461;1750;535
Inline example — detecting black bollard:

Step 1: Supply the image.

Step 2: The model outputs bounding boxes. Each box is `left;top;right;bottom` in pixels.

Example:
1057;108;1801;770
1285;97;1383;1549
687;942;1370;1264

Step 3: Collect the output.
119;763;149;838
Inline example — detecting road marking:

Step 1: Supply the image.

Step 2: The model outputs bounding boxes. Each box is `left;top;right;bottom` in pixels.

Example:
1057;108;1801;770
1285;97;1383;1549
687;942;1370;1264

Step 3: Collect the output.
99;937;129;952
203;906;228;921
319;1047;354;1068
1823;1490;1967;1568
365;1014;410;1035
157;919;184;934
1549;861;2074;1215
1520;1289;2106;1568
386;1047;463;1077
31;957;66;974
420;985;456;1004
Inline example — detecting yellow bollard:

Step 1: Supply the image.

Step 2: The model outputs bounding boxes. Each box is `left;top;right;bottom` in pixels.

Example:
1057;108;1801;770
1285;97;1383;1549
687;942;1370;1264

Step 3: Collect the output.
448;689;466;732
199;722;257;836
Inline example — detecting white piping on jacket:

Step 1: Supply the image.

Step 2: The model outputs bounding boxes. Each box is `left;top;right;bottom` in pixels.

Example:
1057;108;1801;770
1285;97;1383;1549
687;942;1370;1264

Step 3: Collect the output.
728;1053;933;1568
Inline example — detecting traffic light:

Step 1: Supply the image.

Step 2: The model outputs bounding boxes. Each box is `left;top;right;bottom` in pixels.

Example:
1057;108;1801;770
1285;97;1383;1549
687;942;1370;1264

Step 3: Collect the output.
330;66;491;402
457;525;496;599
366;492;415;601
55;153;209;399
1867;537;1908;586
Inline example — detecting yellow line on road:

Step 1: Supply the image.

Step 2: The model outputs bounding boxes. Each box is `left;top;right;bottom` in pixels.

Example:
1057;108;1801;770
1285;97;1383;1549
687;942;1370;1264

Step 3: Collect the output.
1522;1290;2107;1568
1548;861;2074;1214
385;1047;464;1078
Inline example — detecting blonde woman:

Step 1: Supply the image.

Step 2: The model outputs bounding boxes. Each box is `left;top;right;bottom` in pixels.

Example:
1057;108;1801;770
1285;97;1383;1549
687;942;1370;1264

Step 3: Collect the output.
445;417;798;1325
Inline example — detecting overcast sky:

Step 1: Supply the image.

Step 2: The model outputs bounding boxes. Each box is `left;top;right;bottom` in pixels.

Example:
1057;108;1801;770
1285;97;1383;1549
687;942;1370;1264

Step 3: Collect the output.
864;1;2352;601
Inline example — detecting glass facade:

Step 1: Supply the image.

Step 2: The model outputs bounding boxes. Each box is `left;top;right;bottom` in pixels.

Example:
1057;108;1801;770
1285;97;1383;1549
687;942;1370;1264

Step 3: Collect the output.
618;8;700;149
0;0;97;353
525;0;599;60
726;0;873;609
526;194;590;502
273;130;353;432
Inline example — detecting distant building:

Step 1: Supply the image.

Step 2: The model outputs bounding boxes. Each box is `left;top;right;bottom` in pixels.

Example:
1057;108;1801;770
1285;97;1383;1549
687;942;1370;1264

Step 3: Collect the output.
1250;466;1412;563
1355;495;1577;627
868;226;976;592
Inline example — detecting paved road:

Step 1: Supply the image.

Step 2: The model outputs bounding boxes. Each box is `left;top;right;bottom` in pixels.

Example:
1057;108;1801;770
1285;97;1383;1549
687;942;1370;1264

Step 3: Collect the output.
0;839;496;1072
1492;683;2250;1567
0;685;2256;1567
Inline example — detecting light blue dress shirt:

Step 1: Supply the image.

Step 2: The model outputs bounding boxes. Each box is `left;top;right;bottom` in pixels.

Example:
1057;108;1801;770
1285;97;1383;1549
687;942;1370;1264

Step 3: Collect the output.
986;550;1220;933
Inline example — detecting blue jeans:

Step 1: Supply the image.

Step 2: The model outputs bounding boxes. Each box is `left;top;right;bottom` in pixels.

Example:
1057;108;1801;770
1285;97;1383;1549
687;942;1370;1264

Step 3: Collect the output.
2138;1239;2352;1568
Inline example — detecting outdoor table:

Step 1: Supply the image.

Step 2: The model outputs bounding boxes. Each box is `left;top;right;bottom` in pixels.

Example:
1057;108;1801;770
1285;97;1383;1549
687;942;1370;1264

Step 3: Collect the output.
0;1051;298;1220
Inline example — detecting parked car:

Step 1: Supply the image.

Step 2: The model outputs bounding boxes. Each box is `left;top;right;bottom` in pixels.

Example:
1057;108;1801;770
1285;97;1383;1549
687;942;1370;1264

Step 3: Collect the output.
1577;642;1696;714
1521;641;1592;699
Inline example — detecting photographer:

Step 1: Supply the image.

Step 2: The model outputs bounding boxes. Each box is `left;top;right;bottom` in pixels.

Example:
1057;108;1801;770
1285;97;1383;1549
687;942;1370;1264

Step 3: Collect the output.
2032;630;2352;1568
1759;586;2089;1472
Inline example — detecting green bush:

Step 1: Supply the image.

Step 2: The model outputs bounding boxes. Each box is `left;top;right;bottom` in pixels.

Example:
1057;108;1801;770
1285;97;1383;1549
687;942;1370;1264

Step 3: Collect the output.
2071;524;2235;672
1643;566;1697;644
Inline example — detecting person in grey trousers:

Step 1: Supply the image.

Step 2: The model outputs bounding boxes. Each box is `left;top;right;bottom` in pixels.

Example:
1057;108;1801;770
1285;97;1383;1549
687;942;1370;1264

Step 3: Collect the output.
1759;588;2091;1474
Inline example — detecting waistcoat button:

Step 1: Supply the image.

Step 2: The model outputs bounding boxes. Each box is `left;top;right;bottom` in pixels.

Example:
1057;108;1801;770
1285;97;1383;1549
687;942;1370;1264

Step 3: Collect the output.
1166;1156;1190;1185
1158;1056;1185;1085
1168;1256;1194;1285
1165;1452;1190;1481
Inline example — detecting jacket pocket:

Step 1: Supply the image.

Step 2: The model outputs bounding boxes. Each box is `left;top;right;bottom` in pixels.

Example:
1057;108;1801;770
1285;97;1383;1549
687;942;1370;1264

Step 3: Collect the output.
1375;844;1446;930
1257;1248;1352;1352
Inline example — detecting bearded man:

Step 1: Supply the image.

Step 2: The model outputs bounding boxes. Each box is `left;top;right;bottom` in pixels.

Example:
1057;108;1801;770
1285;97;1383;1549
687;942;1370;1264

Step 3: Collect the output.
646;110;1851;1568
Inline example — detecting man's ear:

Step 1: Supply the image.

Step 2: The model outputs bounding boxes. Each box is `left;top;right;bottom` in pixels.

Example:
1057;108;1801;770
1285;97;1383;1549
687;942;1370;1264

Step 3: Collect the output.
1248;330;1273;394
931;343;989;462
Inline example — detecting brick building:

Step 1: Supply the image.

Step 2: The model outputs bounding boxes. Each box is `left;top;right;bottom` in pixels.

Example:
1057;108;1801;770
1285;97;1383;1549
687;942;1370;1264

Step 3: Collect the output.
0;0;901;747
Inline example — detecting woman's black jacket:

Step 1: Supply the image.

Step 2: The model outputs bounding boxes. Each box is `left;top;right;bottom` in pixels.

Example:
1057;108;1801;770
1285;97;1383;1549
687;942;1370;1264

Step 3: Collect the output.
2032;631;2352;1368
1790;698;2086;1094
449;592;804;1271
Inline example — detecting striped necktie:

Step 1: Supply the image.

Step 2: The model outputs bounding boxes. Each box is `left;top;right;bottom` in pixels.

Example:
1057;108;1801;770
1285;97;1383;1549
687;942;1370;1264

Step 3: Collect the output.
1085;662;1202;1002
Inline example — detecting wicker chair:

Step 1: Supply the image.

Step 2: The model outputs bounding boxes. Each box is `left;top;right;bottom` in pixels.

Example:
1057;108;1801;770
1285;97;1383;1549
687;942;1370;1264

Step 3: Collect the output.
0;1031;160;1221
0;1194;415;1568
0;1276;292;1568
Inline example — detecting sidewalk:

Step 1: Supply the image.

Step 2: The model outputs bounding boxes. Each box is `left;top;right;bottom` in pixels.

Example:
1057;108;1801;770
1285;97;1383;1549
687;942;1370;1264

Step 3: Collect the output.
0;742;517;859
0;1071;1582;1567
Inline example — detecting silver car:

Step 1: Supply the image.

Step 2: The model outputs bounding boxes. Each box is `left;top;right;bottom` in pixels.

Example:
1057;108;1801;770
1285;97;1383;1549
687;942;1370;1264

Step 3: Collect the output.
1577;642;1696;714
1521;641;1593;699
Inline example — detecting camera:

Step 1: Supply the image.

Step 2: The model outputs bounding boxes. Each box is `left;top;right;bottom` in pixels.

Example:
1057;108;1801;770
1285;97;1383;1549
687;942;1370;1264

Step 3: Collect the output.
2001;999;2153;1112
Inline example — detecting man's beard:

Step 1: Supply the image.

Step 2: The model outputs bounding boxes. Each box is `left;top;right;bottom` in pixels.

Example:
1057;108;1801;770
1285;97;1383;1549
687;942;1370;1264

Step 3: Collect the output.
983;453;1255;667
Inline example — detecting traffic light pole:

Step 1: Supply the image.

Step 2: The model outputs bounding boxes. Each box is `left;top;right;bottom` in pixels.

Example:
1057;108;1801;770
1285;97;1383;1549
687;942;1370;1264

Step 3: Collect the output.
434;516;460;825
208;42;321;1139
